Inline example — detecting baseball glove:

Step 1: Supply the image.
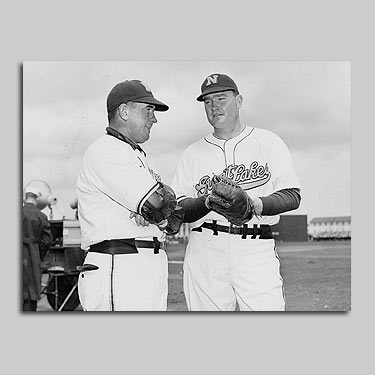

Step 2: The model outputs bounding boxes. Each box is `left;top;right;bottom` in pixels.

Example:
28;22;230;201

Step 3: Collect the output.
141;182;177;225
206;175;255;226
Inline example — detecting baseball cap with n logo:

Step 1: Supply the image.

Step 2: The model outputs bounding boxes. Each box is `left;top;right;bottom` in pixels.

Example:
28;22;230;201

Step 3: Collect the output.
196;73;239;101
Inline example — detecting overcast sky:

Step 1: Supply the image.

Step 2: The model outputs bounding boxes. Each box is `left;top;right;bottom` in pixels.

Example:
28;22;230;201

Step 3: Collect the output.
23;61;350;221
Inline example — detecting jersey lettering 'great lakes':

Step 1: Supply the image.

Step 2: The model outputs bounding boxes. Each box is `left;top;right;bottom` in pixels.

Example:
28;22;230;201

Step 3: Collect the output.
195;161;271;196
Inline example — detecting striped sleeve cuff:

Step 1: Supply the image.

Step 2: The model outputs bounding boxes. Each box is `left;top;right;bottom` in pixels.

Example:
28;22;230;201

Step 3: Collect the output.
136;182;161;214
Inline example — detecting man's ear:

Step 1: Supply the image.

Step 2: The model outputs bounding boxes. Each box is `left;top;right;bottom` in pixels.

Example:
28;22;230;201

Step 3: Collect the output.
118;103;129;121
236;94;243;109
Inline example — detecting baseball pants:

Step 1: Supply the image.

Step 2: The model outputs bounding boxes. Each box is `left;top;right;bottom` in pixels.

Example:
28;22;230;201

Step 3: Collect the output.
183;229;285;311
78;248;168;311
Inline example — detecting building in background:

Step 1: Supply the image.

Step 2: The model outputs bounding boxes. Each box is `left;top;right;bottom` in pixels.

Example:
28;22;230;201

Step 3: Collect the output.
308;216;351;240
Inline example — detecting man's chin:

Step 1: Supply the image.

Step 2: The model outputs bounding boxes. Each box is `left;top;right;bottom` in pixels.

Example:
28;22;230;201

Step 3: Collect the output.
136;135;149;144
210;117;227;127
141;130;151;143
209;117;222;125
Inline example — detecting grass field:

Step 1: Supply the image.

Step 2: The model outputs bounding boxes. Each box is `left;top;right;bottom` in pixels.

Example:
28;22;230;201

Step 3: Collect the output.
37;240;351;312
166;240;351;312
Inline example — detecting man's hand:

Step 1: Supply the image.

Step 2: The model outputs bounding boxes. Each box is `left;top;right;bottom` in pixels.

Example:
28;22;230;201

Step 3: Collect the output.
205;174;255;226
129;212;150;227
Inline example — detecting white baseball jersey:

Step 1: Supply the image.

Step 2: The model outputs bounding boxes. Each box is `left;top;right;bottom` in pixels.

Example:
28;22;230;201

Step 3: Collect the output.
172;125;300;227
172;125;300;311
76;133;168;311
77;134;166;250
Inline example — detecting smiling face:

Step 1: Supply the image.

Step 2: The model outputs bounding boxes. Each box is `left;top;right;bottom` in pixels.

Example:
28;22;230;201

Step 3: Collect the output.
124;102;157;143
203;90;243;130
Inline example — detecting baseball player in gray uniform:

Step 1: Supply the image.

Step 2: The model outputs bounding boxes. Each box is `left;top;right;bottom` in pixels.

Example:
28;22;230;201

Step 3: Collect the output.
172;73;301;311
76;80;184;311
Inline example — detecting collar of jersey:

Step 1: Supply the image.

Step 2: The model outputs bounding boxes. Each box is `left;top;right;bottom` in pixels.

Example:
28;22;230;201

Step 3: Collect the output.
105;127;146;156
205;125;252;145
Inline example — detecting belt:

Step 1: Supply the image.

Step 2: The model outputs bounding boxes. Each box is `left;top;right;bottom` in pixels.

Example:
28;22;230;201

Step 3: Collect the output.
89;238;166;255
192;221;273;239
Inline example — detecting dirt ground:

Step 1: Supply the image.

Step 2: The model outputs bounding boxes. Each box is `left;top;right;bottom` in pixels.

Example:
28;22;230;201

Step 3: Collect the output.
37;240;351;312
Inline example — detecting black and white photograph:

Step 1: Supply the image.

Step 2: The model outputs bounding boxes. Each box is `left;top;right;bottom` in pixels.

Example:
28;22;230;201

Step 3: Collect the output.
22;61;351;312
7;0;375;372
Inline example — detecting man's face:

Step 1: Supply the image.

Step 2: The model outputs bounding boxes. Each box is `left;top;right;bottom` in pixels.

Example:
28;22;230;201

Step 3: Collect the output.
126;102;157;143
203;90;242;128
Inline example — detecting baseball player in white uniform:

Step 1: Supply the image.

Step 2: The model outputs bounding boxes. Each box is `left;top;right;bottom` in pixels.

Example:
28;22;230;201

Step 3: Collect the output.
76;80;184;311
172;73;301;311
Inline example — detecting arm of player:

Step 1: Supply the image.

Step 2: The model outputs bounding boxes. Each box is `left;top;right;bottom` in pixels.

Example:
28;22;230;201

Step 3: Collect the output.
255;188;301;216
177;196;211;223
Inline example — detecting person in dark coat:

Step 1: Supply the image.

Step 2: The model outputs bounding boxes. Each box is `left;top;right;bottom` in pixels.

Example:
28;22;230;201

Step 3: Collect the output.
23;186;52;311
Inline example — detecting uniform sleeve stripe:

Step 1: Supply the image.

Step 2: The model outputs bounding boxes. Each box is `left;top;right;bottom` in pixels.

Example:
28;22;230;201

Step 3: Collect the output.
136;182;160;214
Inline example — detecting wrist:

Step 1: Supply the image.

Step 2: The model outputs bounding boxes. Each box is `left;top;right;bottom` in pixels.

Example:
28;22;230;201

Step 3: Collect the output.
252;197;263;216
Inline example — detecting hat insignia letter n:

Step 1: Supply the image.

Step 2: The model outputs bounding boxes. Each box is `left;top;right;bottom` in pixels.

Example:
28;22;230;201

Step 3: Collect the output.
206;75;218;86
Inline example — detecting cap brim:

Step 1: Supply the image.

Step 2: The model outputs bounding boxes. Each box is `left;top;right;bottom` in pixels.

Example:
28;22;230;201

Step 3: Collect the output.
134;97;169;111
196;87;238;102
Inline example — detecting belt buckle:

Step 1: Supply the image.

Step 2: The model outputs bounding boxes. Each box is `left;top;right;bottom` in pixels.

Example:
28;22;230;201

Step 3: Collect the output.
229;223;243;236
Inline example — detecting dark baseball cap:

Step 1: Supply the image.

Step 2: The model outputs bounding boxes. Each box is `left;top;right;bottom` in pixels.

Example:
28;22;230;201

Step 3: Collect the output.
106;80;169;113
197;73;239;101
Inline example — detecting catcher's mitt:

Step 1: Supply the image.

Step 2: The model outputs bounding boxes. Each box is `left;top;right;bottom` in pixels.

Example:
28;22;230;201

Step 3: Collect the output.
206;175;255;226
141;182;177;225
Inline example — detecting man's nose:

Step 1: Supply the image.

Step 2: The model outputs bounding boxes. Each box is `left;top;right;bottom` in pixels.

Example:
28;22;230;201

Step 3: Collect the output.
211;100;219;110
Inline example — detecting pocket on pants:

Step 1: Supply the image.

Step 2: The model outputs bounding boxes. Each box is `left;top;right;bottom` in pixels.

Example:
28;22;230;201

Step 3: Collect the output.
78;264;109;311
